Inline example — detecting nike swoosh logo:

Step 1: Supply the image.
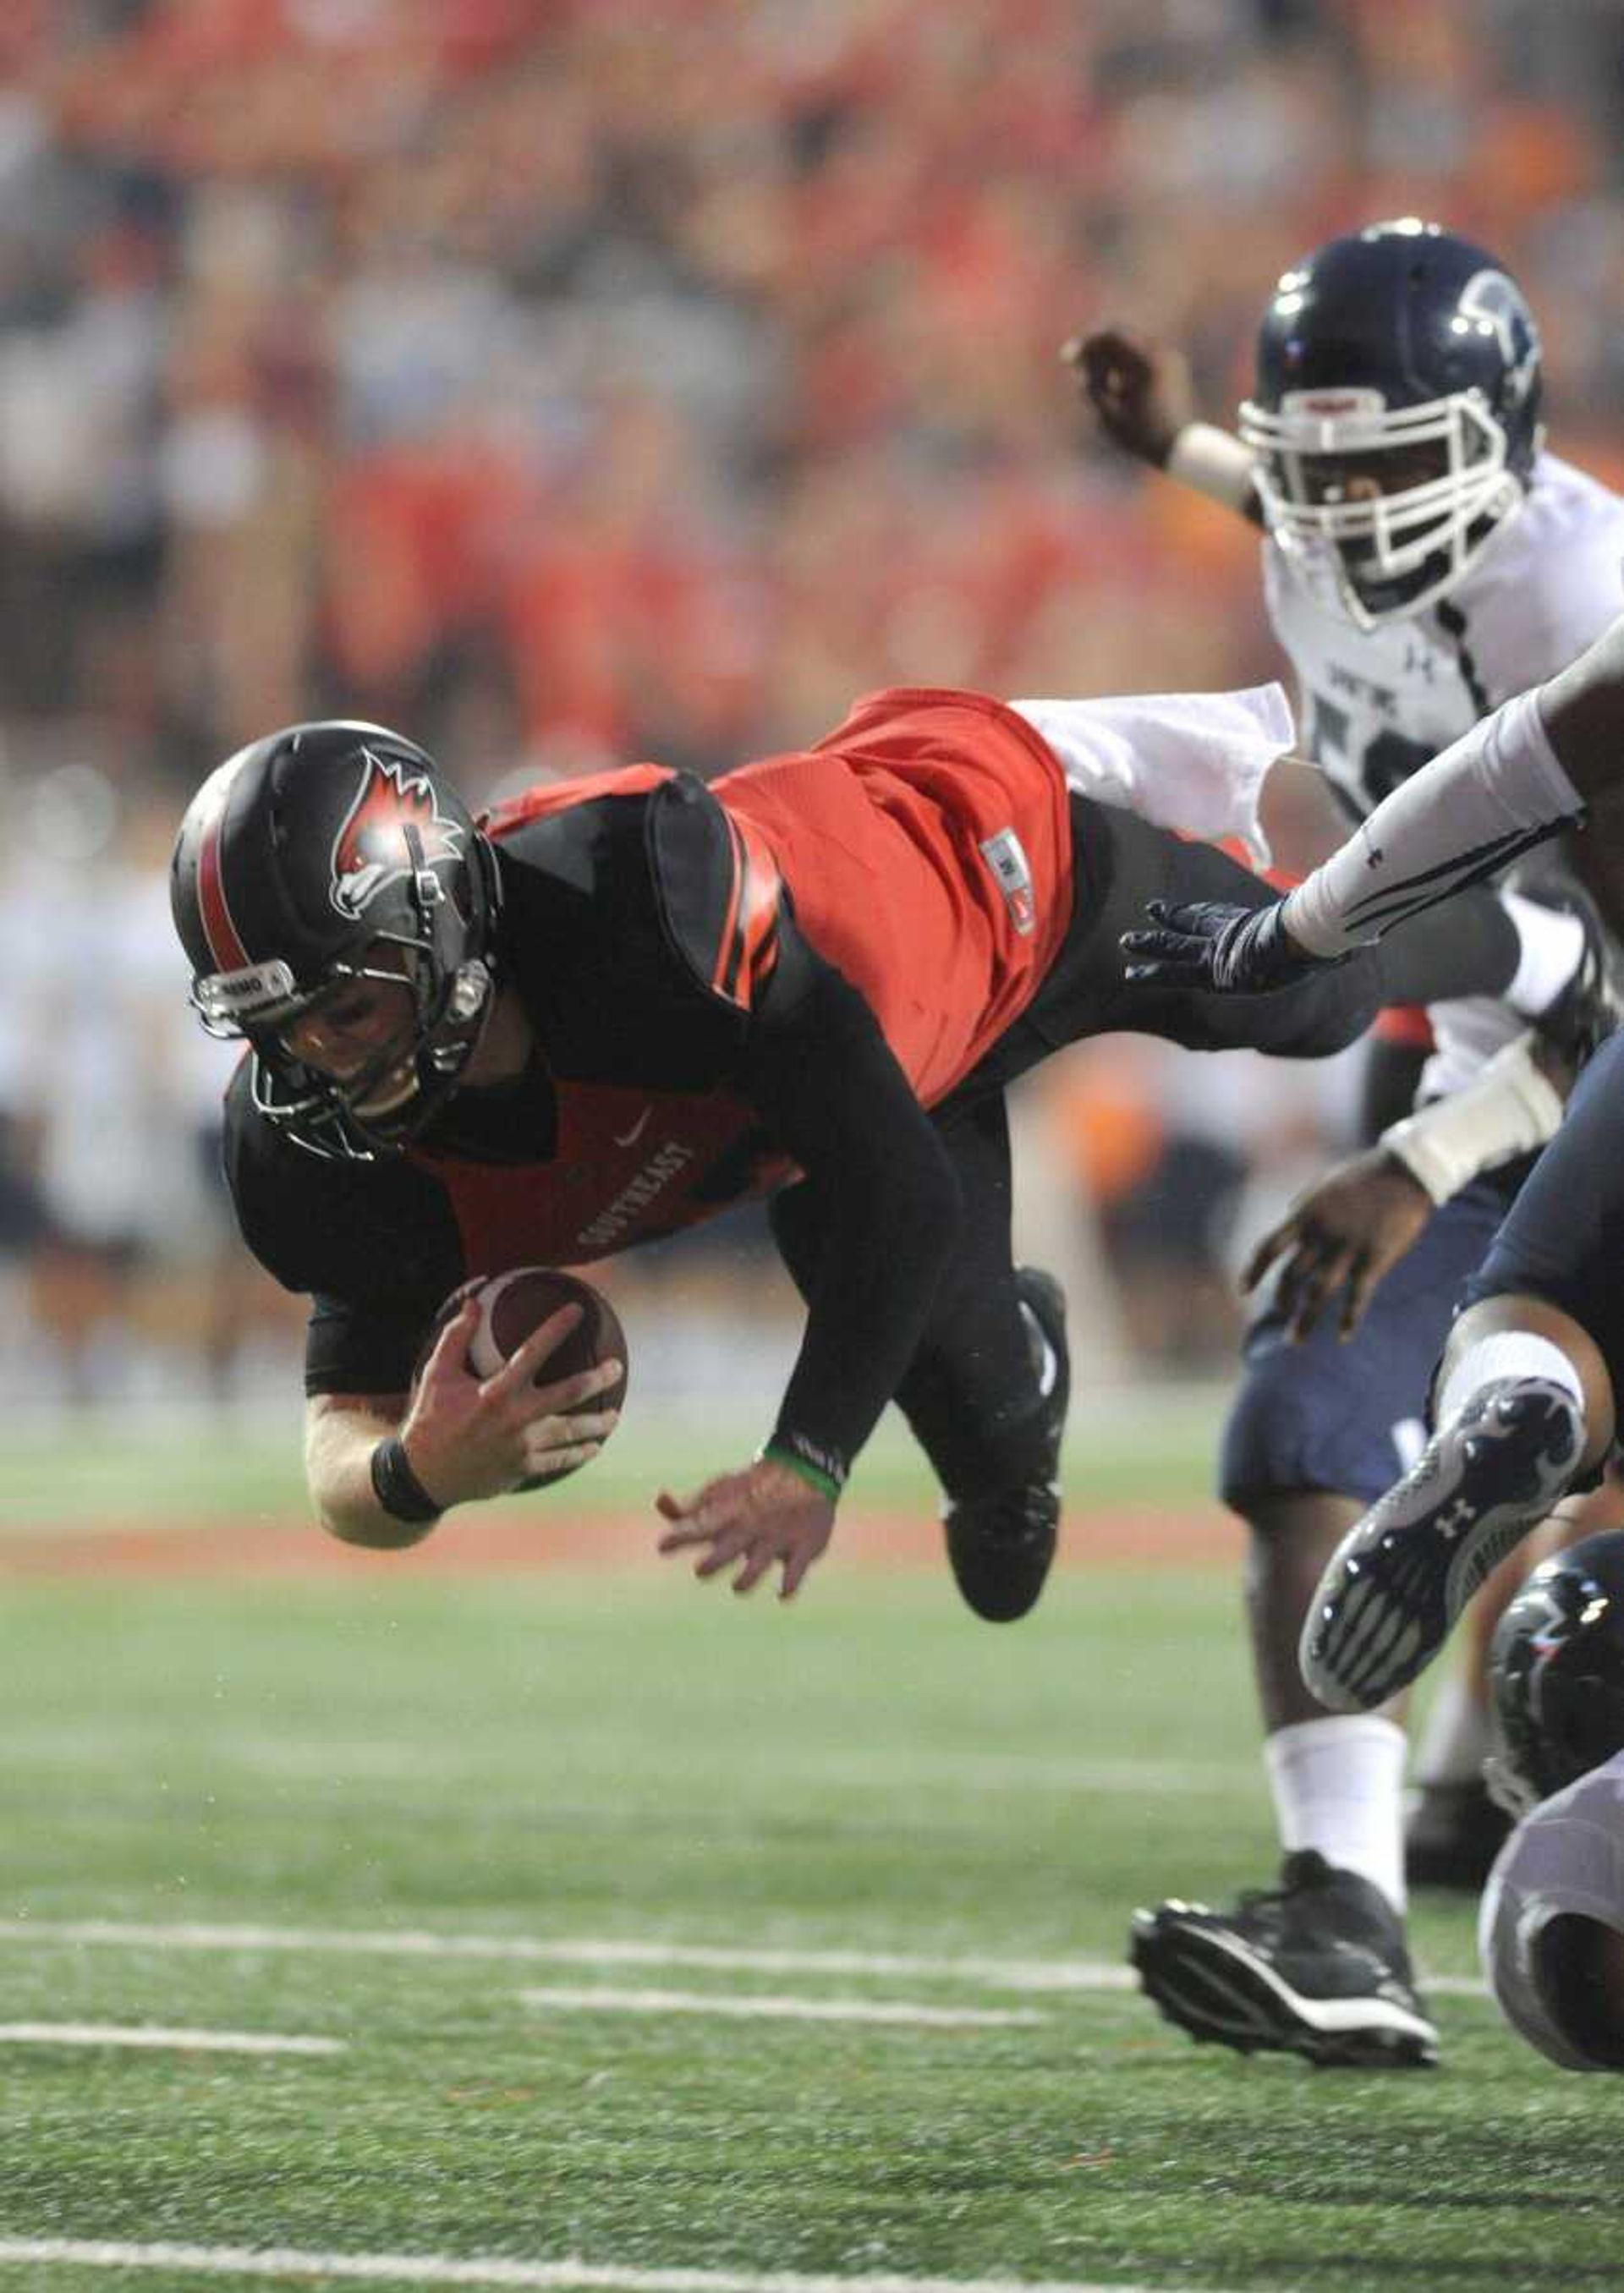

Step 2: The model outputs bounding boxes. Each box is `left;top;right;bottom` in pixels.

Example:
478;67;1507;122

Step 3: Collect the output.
612;1106;654;1148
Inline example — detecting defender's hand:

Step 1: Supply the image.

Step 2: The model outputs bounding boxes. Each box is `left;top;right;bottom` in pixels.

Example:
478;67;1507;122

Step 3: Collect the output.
655;1458;836;1600
1062;327;1198;466
401;1300;623;1506
1122;897;1327;995
1243;1149;1434;1342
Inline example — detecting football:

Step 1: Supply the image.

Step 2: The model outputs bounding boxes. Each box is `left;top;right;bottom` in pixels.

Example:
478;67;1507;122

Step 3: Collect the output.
425;1266;628;1485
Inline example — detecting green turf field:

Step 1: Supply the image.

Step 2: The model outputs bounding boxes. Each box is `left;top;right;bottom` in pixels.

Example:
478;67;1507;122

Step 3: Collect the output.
3;1489;1624;2293
0;1387;1241;1531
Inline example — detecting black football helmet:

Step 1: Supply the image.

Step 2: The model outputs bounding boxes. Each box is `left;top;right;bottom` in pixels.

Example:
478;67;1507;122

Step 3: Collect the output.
1238;217;1544;628
171;721;501;1159
1486;1529;1624;1818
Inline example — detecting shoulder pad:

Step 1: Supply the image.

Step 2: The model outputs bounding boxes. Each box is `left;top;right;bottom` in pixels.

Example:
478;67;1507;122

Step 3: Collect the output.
647;773;785;1013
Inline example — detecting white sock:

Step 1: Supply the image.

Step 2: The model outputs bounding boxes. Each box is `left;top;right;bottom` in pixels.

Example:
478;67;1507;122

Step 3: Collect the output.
1284;687;1583;957
1410;1670;1490;1788
1435;1331;1587;1429
1265;1713;1409;1912
1500;891;1586;1018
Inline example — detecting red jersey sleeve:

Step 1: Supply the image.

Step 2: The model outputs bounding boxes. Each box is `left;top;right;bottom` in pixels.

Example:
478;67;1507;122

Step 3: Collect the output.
1372;1006;1436;1051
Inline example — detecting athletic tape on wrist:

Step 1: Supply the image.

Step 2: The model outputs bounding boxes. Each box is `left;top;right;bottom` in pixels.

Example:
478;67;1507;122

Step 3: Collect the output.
1165;423;1257;511
1380;1033;1564;1205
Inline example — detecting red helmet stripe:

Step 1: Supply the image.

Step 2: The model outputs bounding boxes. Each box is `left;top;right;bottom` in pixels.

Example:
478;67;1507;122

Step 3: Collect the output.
197;802;251;972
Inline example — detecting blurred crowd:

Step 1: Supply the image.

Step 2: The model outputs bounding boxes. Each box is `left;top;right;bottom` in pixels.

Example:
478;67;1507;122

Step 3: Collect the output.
3;0;1624;1406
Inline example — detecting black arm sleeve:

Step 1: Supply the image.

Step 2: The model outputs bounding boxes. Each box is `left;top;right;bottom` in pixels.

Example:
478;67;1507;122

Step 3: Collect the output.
642;770;963;1484
740;954;963;1489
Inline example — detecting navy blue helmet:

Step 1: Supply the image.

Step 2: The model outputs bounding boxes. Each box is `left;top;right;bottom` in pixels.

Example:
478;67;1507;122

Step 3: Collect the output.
1487;1530;1624;1818
171;721;502;1160
1238;218;1544;627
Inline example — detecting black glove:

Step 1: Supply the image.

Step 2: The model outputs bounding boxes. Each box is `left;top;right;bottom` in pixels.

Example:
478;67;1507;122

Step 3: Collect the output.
1120;897;1332;995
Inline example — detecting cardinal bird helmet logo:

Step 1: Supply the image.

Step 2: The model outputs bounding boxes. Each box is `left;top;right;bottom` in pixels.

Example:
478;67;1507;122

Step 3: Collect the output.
328;749;465;921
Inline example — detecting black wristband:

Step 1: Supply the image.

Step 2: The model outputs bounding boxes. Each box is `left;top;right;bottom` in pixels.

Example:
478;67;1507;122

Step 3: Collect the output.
370;1435;443;1525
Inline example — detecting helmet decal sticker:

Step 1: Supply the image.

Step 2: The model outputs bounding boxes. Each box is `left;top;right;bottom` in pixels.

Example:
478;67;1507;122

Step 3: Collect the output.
1458;268;1541;405
1487;1529;1624;1815
329;749;465;921
1280;387;1387;419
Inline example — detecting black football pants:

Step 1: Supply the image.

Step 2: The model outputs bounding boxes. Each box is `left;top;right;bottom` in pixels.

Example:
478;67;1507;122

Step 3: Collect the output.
773;795;1524;1507
968;791;1522;1083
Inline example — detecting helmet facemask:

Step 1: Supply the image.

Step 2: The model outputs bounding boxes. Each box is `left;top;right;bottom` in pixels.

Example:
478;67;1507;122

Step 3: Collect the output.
175;721;503;1160
195;826;496;1160
1240;385;1526;628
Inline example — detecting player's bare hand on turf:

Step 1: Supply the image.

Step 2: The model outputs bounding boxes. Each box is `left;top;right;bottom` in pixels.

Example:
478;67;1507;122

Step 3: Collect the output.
399;1299;623;1505
1062;327;1197;466
1243;1148;1433;1342
655;1458;835;1600
1121;897;1328;995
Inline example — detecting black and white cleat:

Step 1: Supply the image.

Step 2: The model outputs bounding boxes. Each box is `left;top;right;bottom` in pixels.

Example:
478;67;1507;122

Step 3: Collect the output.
1300;1377;1583;1714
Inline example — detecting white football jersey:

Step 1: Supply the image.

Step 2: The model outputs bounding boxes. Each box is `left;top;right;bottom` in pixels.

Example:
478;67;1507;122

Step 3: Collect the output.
1011;686;1292;864
1479;1751;1624;2071
1265;453;1624;820
1265;453;1624;1094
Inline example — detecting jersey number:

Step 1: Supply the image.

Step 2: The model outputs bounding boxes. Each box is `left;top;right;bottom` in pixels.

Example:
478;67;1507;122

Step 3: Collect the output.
1309;694;1437;810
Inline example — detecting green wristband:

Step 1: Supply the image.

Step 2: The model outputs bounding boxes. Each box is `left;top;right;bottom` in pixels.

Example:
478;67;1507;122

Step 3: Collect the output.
760;1442;842;1504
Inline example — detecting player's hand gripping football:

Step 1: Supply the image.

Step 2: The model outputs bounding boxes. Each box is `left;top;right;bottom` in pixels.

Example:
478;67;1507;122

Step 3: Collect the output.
400;1298;623;1507
1062;326;1199;467
1242;1147;1435;1344
656;1456;836;1600
1121;897;1329;995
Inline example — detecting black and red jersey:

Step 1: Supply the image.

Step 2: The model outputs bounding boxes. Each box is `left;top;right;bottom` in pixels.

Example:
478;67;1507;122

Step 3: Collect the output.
225;688;1074;1482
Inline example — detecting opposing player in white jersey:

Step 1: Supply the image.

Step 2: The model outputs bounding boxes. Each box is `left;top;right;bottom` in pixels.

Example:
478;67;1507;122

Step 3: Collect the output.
1117;524;1624;1727
1073;218;1624;2067
1479;1529;1624;2072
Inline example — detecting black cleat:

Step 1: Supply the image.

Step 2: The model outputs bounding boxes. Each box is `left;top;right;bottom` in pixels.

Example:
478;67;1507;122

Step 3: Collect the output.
1404;1777;1514;1891
1300;1376;1583;1713
1130;1849;1439;2069
943;1267;1068;1623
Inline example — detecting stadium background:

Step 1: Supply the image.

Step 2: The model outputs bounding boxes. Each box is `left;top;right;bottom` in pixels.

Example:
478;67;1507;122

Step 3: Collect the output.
8;0;1624;1418
8;8;1624;2293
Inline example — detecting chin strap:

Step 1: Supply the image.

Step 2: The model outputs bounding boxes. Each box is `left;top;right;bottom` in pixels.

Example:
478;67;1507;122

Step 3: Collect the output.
402;823;495;1074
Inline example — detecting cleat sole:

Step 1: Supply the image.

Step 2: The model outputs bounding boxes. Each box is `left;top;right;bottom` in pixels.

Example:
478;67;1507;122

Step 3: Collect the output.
1301;1380;1580;1712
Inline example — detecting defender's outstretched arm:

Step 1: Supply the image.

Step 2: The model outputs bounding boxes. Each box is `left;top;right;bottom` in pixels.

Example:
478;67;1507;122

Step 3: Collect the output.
1124;616;1624;994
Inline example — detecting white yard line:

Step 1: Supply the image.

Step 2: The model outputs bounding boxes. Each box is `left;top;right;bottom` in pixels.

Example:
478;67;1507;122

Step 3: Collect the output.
0;1916;1489;1996
0;1731;1243;1795
0;2022;343;2055
0;1919;1133;1992
0;2237;1233;2293
518;1986;1043;2027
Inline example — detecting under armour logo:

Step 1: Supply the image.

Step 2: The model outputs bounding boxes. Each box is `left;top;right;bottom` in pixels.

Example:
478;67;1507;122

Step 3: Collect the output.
1435;1497;1477;1541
